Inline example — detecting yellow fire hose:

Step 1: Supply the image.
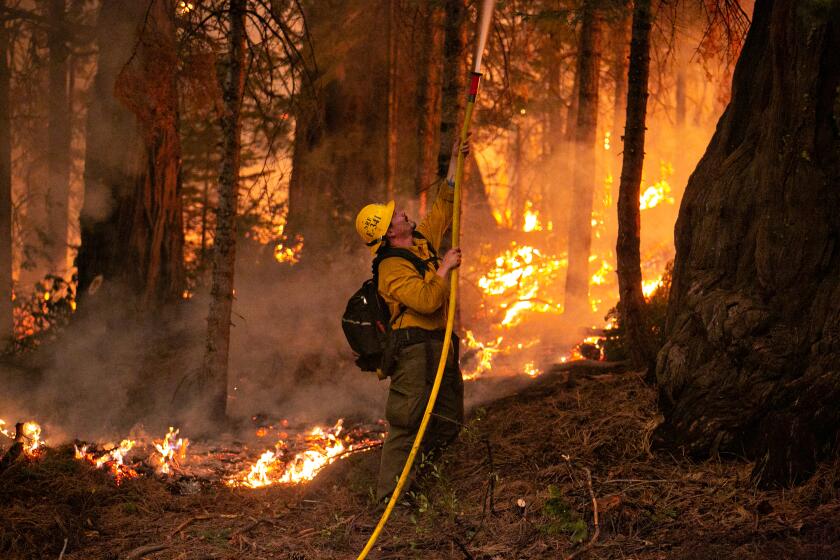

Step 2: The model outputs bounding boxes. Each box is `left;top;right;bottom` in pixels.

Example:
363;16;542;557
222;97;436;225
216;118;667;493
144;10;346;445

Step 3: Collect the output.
355;76;482;560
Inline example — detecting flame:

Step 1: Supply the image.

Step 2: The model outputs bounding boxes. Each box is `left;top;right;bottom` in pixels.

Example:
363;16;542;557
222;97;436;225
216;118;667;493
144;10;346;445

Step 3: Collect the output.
523;361;541;377
462;330;503;380
75;439;139;484
153;427;189;475
522;201;545;232
0;419;45;458
642;275;664;298
639;161;675;210
226;419;377;489
274;234;304;264
477;243;564;328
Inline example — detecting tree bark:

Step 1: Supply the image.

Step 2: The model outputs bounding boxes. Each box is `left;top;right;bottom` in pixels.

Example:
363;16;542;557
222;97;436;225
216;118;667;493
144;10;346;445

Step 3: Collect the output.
385;0;398;202
611;6;630;142
436;0;468;180
0;1;12;348
285;1;390;258
201;0;247;423
616;0;656;372
564;3;602;317
46;0;71;275
414;1;443;216
655;0;840;487
77;0;184;309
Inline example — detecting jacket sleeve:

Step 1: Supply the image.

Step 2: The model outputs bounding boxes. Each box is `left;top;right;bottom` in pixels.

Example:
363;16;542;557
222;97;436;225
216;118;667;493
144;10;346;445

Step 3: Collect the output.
416;180;453;252
378;257;449;315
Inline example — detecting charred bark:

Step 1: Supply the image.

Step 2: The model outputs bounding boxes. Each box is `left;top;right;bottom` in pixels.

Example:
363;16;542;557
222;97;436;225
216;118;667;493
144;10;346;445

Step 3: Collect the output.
616;0;656;372
201;0;247;423
0;2;11;348
77;0;184;309
655;0;840;486
564;3;602;317
46;0;71;274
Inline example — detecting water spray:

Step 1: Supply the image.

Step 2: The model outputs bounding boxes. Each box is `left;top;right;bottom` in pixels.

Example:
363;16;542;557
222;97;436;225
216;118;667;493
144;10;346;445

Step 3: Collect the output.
355;2;496;558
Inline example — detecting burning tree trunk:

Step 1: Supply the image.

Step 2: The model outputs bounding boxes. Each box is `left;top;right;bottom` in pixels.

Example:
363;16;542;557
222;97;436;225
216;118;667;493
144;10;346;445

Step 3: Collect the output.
77;0;184;308
46;0;71;275
615;0;656;372
415;1;443;215
564;3;602;317
0;2;11;348
655;0;840;486
201;0;247;423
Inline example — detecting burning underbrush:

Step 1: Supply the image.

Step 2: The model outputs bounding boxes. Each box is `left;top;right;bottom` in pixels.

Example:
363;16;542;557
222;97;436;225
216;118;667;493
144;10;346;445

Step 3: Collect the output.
4;366;838;559
0;417;385;492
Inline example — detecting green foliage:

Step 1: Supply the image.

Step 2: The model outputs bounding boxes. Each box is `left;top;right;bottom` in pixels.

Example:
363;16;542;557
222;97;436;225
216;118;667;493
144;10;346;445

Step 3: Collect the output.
541;485;588;543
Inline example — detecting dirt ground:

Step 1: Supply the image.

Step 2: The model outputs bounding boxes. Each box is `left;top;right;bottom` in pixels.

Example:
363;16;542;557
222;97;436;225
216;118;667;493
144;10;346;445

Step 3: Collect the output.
3;365;840;560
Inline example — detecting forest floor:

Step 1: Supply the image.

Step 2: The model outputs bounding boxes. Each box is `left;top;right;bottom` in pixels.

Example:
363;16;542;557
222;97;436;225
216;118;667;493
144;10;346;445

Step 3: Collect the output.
3;364;840;560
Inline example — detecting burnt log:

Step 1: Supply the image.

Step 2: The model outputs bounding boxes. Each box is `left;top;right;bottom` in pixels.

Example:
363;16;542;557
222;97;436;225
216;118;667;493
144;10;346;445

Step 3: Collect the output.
655;0;840;486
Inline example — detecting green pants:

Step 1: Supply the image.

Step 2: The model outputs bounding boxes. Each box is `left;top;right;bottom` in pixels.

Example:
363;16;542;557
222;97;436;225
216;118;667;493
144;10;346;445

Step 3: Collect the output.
376;338;464;502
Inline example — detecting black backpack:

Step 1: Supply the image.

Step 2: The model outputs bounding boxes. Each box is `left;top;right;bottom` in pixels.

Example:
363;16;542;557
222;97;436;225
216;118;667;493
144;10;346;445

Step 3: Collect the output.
342;233;438;372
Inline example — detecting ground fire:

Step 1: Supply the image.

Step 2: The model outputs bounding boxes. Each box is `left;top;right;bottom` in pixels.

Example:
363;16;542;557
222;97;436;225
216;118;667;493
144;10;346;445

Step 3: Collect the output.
6;1;839;558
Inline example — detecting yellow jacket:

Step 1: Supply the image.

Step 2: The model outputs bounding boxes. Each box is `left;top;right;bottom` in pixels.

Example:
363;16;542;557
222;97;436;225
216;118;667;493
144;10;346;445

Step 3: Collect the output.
377;184;453;331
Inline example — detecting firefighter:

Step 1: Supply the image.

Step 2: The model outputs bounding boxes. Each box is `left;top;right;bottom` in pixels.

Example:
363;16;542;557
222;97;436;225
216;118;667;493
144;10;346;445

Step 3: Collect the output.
355;138;469;503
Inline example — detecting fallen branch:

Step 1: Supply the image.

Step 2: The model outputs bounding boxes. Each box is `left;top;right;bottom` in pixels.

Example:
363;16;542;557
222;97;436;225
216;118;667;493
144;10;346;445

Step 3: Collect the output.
564;467;600;560
57;538;68;560
170;513;214;538
229;517;275;539
451;536;474;560
124;543;170;559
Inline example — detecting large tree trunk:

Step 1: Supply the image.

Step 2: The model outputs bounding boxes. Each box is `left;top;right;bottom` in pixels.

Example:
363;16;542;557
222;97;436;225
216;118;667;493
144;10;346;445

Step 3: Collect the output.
414;1;443;216
77;0;184;309
285;1;390;259
564;3;602;317
0;2;12;348
46;0;71;275
655;0;840;487
616;0;656;372
201;0;247;423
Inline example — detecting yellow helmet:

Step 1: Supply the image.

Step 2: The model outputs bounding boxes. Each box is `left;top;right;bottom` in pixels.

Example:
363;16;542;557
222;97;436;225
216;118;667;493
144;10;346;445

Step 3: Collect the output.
355;200;395;254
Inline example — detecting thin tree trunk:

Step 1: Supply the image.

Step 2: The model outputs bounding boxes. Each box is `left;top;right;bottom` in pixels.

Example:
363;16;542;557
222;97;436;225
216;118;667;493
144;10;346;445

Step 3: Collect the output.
616;0;656;372
385;0;398;202
564;3;602;317
436;0;467;180
675;63;686;129
0;2;12;347
46;0;71;275
415;1;443;216
201;0;247;423
611;6;630;142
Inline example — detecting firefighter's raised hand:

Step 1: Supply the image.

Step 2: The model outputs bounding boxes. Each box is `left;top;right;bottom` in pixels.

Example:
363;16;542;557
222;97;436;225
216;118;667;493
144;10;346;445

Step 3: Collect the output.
438;247;462;276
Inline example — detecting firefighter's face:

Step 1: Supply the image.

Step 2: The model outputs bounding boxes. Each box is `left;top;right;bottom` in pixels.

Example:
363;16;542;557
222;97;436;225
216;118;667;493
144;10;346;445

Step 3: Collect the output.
387;209;415;238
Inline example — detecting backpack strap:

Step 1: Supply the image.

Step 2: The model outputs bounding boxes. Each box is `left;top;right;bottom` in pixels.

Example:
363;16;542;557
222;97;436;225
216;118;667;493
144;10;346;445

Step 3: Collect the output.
372;242;438;328
412;230;439;266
